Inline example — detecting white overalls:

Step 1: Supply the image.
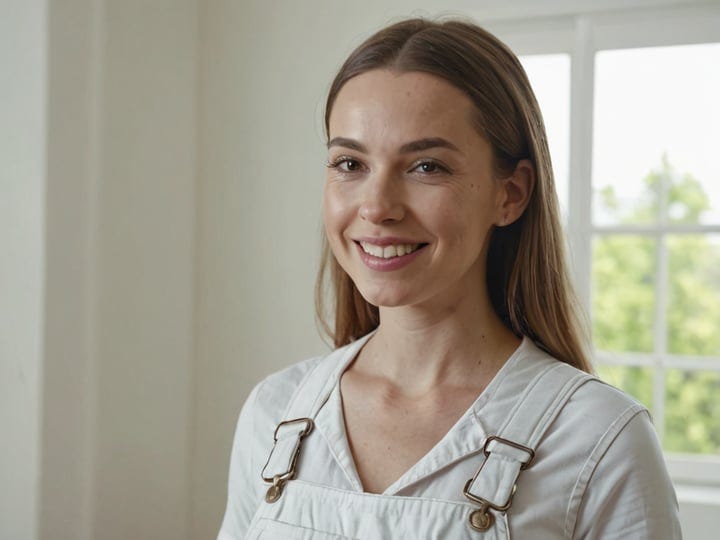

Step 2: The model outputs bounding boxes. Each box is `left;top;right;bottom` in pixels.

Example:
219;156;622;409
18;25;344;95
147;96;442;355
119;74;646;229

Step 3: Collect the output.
219;334;682;539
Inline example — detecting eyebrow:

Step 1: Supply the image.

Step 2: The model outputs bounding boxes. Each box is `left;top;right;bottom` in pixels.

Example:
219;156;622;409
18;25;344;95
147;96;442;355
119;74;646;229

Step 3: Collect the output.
327;137;367;152
327;136;461;154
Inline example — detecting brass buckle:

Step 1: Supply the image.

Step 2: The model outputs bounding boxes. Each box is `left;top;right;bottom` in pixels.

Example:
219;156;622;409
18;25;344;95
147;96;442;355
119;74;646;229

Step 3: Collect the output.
260;418;314;503
463;478;517;512
463;436;535;531
273;417;314;441
483;436;535;470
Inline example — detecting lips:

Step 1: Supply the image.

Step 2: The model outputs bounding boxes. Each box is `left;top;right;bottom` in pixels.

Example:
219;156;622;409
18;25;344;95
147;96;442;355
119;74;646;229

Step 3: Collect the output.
353;238;428;271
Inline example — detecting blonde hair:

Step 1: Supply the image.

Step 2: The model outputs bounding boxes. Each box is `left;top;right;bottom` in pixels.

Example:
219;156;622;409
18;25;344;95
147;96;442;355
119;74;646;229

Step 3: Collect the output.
315;18;592;372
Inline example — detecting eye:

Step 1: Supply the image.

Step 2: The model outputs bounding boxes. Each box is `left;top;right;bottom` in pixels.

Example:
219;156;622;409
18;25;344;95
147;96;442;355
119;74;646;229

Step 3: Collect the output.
410;160;449;175
417;162;438;173
327;156;363;173
342;159;362;172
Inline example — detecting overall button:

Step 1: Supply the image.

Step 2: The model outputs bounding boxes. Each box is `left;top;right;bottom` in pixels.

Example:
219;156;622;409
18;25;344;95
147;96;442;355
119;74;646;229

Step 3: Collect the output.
265;475;284;504
469;507;495;531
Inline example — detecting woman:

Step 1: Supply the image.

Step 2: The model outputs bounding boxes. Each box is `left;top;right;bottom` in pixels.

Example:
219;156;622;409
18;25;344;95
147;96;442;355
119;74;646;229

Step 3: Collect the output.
219;18;681;539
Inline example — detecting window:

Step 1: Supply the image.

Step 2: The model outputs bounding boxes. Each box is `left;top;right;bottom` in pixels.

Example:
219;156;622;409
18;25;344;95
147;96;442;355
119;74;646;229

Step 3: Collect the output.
489;3;720;484
519;54;570;221
592;43;720;456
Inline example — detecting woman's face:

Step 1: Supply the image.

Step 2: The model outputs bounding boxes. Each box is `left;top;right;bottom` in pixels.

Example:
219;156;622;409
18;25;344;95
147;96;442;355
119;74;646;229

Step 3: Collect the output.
323;69;506;310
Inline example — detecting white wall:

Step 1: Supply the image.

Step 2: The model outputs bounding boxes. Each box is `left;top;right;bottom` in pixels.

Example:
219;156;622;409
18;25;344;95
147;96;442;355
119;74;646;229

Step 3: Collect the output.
0;0;47;538
2;0;198;539
90;1;197;538
40;2;99;538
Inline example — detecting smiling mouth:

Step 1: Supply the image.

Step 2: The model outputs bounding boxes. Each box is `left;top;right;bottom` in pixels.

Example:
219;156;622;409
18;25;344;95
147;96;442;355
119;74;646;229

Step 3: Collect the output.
357;241;427;259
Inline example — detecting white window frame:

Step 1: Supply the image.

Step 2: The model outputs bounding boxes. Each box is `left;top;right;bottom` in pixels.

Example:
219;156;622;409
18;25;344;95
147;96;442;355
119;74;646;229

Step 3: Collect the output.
481;2;720;487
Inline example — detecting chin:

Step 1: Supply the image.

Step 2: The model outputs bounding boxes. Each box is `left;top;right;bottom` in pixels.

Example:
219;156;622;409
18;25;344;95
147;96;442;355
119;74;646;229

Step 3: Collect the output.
354;283;418;309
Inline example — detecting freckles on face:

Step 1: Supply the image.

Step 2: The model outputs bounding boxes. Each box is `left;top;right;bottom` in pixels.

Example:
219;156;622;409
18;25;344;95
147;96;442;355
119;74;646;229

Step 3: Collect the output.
322;69;503;307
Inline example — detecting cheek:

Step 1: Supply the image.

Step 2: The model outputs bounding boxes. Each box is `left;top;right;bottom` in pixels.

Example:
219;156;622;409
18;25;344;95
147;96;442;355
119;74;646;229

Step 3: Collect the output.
322;187;353;238
442;200;495;249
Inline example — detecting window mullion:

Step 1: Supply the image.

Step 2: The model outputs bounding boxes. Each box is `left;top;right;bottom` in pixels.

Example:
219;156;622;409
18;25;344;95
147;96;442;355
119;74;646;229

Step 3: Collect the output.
653;162;671;443
568;16;595;314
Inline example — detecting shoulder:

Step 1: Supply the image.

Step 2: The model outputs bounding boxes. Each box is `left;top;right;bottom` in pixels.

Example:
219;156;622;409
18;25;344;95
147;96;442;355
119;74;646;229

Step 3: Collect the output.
516;347;680;537
510;339;647;427
245;333;370;428
542;356;650;458
565;381;681;538
249;353;326;431
555;374;653;478
519;339;648;428
560;370;658;471
513;341;655;481
569;374;648;429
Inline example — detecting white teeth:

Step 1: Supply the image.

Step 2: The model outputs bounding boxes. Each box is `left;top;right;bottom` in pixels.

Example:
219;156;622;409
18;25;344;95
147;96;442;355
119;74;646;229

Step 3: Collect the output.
359;242;421;259
384;245;398;258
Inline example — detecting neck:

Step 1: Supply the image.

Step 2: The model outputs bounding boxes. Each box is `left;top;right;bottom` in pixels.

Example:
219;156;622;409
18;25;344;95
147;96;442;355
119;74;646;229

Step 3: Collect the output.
357;291;521;397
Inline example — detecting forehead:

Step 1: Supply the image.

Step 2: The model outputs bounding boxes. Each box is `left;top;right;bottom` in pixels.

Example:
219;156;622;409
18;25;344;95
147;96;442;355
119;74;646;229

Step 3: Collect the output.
328;69;479;141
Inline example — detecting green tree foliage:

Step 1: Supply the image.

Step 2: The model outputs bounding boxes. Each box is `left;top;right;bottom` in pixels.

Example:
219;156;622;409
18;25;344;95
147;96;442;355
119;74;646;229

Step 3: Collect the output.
593;155;720;454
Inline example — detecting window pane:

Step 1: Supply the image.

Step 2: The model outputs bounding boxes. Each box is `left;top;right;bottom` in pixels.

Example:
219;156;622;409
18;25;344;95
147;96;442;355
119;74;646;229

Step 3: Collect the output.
665;370;720;454
593;235;656;352
520;54;570;222
593;44;720;226
667;234;720;356
597;365;653;410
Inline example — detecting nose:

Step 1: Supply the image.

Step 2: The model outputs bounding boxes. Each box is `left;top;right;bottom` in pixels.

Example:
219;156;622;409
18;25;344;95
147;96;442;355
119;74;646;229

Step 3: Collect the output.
358;169;405;224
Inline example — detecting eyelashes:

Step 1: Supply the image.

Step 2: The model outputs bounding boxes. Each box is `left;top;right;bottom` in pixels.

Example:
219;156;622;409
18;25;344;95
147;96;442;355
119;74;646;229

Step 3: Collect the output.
326;156;363;173
412;161;448;174
326;156;452;177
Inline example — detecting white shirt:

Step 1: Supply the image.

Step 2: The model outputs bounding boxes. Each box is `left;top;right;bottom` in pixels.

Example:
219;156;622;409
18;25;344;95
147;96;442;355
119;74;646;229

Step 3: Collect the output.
218;334;682;539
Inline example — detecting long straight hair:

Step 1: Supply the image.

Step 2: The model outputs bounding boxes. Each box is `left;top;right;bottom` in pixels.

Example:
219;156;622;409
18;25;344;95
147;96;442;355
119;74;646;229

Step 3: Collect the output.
315;18;592;372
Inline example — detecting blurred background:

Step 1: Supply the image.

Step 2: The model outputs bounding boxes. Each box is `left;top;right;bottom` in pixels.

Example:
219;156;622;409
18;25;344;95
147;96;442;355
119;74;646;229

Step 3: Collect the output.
1;0;718;539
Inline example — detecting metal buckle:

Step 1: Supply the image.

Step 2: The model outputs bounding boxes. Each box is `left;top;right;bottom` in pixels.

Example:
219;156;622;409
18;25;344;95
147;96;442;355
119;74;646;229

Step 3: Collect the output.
463;435;536;529
273;417;314;441
463;478;518;512
260;417;314;485
483;436;535;470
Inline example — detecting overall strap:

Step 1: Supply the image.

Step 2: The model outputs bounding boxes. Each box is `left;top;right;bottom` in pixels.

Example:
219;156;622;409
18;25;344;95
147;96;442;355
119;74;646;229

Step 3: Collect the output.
464;361;594;531
260;333;373;502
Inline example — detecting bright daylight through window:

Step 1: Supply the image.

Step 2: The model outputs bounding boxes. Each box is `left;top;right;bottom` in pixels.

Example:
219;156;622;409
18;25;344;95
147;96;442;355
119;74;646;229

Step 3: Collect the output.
592;43;720;455
521;42;720;459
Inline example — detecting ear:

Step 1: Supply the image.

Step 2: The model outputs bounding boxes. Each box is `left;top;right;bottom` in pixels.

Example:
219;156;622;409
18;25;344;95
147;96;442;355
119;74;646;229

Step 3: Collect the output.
495;159;535;226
